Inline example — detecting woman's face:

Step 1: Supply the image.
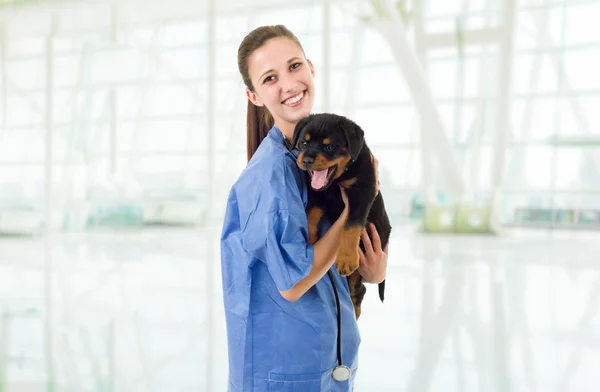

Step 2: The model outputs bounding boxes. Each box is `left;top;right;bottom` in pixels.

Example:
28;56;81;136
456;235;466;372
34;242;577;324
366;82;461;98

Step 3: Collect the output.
246;36;316;136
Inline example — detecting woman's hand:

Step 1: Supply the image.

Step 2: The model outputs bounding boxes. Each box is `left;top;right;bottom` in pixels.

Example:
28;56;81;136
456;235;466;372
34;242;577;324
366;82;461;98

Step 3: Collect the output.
358;223;388;284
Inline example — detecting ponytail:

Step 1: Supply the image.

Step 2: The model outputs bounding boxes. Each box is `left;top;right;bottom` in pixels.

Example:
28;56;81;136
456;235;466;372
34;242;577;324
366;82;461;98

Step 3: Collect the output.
246;101;274;162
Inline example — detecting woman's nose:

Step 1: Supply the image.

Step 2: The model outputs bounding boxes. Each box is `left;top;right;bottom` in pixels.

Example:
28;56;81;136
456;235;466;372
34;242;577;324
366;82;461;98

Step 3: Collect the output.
279;73;297;92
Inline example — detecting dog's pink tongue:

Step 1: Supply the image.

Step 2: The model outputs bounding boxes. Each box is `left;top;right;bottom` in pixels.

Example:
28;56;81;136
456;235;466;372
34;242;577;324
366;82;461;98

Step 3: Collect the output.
311;169;329;189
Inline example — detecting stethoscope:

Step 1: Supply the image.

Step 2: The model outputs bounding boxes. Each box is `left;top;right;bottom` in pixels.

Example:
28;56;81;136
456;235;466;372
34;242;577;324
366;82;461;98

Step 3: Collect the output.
284;134;351;382
327;270;352;382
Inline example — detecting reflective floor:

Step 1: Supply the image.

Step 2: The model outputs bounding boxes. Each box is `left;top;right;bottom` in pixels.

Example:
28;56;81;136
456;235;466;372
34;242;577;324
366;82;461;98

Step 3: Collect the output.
1;224;600;391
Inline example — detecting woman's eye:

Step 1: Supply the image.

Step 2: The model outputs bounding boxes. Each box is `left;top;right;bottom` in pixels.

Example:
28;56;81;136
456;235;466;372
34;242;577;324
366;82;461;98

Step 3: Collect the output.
263;75;275;84
290;62;302;70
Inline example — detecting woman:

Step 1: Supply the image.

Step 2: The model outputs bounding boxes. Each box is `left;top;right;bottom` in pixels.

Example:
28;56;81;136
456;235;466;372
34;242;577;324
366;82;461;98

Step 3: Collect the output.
220;25;388;391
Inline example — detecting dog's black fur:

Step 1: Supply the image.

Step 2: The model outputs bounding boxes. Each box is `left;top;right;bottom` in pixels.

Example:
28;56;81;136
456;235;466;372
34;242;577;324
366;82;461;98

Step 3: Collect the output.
289;113;392;319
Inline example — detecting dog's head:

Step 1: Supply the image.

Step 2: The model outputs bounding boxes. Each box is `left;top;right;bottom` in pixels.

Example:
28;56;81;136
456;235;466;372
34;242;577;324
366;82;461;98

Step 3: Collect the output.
289;113;365;191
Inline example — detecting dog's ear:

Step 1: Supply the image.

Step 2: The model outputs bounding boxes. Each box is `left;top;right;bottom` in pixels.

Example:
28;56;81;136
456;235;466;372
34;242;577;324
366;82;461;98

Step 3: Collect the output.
342;121;365;161
290;115;313;150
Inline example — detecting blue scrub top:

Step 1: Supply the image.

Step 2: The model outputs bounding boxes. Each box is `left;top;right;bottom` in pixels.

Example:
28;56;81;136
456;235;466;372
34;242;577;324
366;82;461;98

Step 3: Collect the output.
220;126;361;392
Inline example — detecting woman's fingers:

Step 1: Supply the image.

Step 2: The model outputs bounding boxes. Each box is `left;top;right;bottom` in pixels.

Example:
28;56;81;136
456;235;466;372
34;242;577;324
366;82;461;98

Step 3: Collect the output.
369;223;382;251
361;227;375;259
359;247;367;264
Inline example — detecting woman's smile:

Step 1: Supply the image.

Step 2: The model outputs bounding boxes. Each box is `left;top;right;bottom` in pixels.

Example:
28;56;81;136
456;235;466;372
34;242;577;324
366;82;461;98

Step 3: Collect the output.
282;90;306;107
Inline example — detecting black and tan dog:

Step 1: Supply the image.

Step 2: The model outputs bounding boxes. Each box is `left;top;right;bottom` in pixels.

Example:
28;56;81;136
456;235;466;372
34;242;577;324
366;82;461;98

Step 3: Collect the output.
288;113;392;319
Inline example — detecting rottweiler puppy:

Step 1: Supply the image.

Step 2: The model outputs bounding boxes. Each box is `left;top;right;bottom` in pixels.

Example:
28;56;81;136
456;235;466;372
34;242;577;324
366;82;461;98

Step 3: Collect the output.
288;113;392;319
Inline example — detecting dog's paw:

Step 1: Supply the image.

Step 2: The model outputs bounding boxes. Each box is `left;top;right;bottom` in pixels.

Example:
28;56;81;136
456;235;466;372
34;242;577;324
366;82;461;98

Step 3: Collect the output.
336;261;358;277
335;247;359;276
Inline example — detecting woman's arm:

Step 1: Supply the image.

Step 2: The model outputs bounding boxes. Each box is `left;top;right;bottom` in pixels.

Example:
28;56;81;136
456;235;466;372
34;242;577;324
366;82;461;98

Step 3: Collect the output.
279;189;349;301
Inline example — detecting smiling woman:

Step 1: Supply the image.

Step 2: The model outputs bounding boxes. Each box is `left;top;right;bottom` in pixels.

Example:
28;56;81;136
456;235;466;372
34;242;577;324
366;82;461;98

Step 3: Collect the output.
220;24;388;392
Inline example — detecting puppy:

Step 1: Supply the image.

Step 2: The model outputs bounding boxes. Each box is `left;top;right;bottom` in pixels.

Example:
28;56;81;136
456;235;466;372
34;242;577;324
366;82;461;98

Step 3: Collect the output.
289;113;392;319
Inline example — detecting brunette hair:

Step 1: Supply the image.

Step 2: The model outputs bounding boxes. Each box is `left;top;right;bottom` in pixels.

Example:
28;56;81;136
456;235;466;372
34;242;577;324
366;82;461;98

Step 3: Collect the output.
237;25;305;161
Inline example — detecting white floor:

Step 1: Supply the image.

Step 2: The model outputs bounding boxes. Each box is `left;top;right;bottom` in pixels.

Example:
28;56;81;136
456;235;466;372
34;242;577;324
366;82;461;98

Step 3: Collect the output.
1;224;600;392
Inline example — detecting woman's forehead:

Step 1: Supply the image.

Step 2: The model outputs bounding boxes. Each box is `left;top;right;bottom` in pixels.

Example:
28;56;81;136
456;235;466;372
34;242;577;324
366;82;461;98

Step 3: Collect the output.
248;37;304;75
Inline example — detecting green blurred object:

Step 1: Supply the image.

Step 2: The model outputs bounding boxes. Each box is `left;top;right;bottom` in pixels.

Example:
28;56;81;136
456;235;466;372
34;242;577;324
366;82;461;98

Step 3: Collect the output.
422;205;456;233
455;205;492;233
423;204;495;234
514;207;600;228
578;210;600;225
554;209;575;224
395;0;413;24
547;134;600;147
370;0;386;17
534;209;553;223
515;208;532;223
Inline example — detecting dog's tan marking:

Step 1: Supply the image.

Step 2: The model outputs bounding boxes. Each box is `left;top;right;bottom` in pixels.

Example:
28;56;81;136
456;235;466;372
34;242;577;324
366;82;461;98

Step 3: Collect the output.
307;207;325;245
336;226;362;276
304;133;311;142
331;154;353;180
307;150;353;176
347;271;363;319
323;138;331;145
340;177;357;189
312;154;330;169
296;152;306;169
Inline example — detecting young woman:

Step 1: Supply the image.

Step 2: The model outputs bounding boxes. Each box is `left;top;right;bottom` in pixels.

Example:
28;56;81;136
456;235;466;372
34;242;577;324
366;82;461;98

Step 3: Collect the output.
220;25;388;391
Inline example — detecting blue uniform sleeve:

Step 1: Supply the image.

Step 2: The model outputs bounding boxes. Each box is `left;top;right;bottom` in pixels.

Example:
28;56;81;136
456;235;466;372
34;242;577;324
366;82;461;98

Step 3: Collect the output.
240;157;314;292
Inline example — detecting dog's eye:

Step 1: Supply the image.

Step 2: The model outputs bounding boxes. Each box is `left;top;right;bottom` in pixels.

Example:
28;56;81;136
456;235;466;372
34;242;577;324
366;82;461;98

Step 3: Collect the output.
301;141;308;146
323;145;334;152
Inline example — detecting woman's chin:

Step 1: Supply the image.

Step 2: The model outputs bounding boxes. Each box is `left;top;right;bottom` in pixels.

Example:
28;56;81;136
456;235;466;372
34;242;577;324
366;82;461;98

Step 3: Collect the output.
286;106;312;123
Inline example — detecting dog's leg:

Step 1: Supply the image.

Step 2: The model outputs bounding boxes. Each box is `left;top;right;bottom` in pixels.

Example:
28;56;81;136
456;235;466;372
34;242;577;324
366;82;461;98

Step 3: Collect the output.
347;271;366;319
307;206;325;245
336;225;362;276
335;187;374;276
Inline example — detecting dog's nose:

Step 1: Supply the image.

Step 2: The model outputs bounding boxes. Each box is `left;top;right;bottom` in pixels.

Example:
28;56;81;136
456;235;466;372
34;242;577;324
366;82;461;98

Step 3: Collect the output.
303;156;315;167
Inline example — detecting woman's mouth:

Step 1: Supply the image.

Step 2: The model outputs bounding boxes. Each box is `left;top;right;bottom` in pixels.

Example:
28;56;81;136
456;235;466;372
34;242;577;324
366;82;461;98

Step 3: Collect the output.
282;90;306;107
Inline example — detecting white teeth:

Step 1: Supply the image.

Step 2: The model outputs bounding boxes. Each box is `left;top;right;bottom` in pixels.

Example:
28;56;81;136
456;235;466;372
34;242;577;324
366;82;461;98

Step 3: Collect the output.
283;91;304;105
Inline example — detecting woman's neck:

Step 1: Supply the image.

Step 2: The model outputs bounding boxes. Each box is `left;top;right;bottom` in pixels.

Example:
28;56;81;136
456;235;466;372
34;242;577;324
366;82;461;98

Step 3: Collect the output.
275;121;295;141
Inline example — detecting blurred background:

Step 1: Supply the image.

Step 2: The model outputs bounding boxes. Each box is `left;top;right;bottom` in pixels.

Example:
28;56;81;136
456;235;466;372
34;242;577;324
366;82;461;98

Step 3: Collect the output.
1;0;599;391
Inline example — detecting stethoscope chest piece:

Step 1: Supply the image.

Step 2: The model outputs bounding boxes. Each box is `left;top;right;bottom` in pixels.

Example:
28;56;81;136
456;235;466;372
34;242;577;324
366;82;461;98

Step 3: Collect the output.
332;365;351;382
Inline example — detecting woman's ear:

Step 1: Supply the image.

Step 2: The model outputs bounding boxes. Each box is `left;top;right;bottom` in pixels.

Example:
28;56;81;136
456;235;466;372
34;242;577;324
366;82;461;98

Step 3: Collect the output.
307;59;316;78
246;88;264;107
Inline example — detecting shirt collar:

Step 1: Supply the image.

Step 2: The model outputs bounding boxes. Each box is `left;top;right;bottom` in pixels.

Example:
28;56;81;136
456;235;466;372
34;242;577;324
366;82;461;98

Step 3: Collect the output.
268;125;299;157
